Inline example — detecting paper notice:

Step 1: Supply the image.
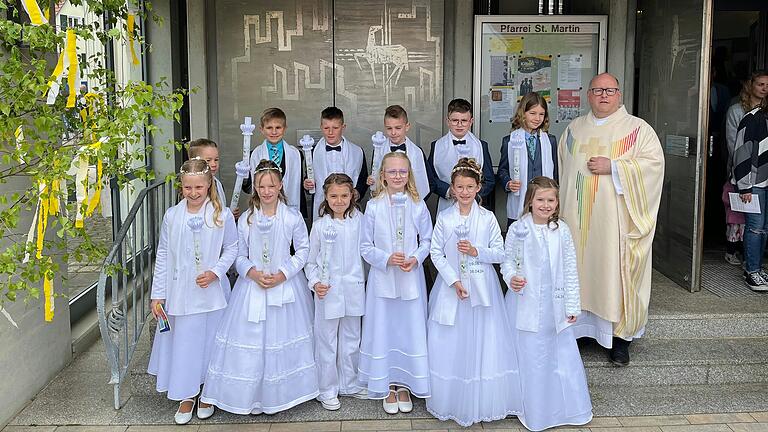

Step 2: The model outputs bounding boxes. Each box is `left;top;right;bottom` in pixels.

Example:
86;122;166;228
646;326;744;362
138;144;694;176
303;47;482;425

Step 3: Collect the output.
490;87;517;123
557;54;583;90
729;193;761;214
490;35;524;54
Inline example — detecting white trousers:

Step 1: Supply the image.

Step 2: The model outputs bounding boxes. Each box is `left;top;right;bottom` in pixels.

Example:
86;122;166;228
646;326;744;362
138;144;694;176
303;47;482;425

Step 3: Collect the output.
314;310;363;401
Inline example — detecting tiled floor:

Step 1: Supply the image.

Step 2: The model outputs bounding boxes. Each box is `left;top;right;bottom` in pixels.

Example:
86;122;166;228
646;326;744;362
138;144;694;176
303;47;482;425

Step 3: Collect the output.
3;412;768;431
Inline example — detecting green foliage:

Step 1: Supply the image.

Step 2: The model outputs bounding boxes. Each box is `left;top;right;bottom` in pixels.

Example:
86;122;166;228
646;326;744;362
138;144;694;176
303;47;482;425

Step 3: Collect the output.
0;0;184;311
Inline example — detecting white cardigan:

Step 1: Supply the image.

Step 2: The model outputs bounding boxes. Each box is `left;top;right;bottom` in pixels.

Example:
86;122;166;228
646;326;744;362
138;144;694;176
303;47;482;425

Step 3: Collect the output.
151;200;238;316
501;214;581;333
305;211;366;319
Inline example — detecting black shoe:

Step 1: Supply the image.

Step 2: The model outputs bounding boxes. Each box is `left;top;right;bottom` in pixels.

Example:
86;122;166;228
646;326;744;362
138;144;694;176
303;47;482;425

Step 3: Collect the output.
608;337;631;366
744;271;768;292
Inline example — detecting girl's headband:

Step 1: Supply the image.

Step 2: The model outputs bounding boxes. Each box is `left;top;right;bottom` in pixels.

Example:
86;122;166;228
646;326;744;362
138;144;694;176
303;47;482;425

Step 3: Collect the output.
451;165;482;176
180;156;210;176
254;165;283;174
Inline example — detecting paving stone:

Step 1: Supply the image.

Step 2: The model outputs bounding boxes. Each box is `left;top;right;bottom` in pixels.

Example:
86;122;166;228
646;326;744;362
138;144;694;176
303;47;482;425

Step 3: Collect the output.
8;396;118;426
751;412;768;423
0;427;57;432
618;416;689;427
476;418;524;428
584;417;623;427
125;427;199;432
685;413;756;424
729;425;768;432
586;427;662;432
410;419;480;430
198;425;270;432
341;420;411;430
659;425;732;432
269;422;341;432
55;428;128;432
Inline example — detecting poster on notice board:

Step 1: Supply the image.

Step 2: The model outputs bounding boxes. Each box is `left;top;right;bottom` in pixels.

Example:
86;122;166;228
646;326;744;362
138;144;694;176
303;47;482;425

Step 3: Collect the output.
517;55;552;101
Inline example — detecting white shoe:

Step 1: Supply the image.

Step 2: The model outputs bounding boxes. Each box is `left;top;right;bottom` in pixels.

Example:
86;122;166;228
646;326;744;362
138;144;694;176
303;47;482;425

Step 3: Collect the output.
383;389;399;414
345;388;369;399
250;408;263;415
174;399;195;425
319;397;341;411
197;401;215;420
396;388;412;413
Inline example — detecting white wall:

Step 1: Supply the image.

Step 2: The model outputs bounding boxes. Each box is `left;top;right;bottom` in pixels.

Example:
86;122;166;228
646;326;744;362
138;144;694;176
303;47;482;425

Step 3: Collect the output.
0;175;72;427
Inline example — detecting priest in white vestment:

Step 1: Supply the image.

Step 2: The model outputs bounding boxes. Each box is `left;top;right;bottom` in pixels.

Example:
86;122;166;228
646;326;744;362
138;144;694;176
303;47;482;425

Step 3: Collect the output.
558;73;665;366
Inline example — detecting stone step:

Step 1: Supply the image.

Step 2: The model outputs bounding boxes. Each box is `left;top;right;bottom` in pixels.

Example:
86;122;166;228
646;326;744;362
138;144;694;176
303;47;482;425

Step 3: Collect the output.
644;312;768;339
130;335;768;396
112;382;768;424
582;337;768;386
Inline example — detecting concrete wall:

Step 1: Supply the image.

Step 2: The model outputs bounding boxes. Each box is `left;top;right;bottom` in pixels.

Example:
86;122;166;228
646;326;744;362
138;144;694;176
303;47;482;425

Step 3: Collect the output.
0;174;72;427
187;0;209;140
147;0;180;179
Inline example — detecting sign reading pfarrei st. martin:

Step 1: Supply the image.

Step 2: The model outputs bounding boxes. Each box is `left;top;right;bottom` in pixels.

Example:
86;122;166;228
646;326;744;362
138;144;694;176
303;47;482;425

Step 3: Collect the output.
488;23;600;34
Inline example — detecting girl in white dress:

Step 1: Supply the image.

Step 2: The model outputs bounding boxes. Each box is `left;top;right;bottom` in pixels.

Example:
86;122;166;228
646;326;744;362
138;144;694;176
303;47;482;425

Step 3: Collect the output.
426;158;522;427
359;151;433;414
201;159;319;415
148;158;238;424
501;176;593;431
306;173;368;411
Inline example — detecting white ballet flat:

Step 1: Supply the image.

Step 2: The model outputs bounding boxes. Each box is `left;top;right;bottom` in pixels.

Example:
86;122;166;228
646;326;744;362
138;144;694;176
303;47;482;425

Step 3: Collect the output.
383;389;399;414
174;398;195;425
196;400;215;420
396;388;412;413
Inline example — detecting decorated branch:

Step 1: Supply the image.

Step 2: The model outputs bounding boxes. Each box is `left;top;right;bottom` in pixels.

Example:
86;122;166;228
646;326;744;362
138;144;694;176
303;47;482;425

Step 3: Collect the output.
0;0;185;323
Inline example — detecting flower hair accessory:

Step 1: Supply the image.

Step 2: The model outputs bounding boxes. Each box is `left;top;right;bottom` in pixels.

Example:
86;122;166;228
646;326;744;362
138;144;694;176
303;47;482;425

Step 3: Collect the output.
179;161;210;176
451;164;482;177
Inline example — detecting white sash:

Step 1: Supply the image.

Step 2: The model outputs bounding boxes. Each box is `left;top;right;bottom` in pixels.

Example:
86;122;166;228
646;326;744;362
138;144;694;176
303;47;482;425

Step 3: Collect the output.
506;129;554;219
430;202;493;326
311;137;364;219
391;138;430;201
251;142;302;209
244;202;296;323
371;194;422;300
166;199;227;315
514;215;570;333
434;132;484;213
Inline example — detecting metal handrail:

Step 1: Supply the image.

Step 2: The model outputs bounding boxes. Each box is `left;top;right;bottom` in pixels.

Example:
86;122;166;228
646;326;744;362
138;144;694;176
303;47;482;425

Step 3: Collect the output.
97;178;176;409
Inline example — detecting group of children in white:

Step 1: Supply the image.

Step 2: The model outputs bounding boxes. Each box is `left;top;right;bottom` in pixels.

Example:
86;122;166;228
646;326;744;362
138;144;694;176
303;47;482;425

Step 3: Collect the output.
147;96;592;431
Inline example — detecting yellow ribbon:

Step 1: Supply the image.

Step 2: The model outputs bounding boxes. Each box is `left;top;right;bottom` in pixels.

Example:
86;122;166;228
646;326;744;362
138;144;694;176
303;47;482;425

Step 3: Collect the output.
65;30;79;108
127;14;140;65
74;94;104;228
34;182;59;322
21;0;45;26
44;258;54;322
46;29;79;107
35;180;60;259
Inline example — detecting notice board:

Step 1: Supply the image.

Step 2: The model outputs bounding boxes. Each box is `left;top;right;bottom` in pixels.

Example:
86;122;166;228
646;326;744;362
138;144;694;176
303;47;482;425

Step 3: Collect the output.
472;16;608;160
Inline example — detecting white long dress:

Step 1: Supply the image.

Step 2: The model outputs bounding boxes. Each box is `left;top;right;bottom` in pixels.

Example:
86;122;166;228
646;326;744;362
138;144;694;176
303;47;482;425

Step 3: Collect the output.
201;202;319;414
426;202;522;426
148;200;238;401
358;193;432;399
503;218;592;431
